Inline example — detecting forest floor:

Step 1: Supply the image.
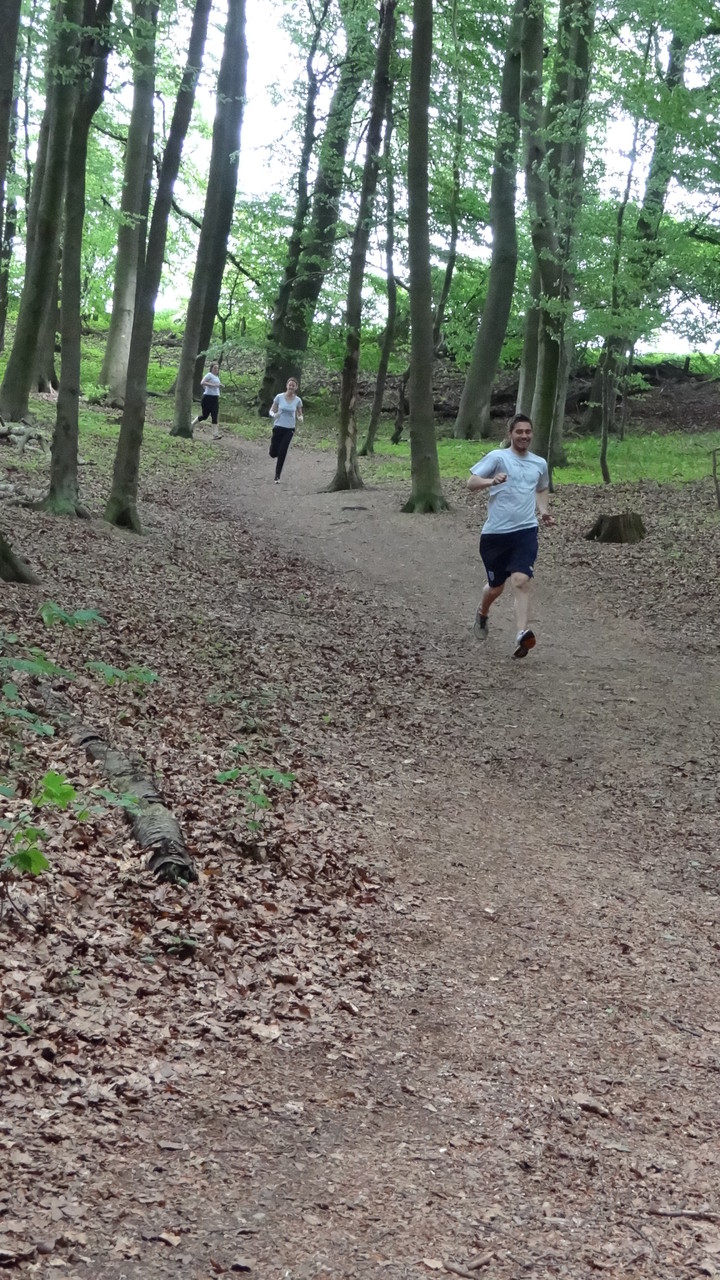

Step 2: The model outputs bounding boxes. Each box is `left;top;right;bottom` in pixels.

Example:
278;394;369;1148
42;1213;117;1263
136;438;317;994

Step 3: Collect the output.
1;429;720;1279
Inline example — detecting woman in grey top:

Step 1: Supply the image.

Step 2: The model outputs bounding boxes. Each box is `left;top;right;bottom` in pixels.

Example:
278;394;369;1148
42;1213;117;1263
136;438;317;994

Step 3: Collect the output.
269;378;303;482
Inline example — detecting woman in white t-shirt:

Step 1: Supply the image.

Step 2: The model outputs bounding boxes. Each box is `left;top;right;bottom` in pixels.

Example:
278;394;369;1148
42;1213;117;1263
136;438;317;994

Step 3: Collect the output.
193;362;222;426
269;377;303;482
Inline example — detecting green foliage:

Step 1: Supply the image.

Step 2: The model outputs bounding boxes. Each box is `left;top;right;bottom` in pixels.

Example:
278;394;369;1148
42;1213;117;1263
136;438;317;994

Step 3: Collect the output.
215;759;295;837
0;769;80;902
86;661;159;687
38;601;107;630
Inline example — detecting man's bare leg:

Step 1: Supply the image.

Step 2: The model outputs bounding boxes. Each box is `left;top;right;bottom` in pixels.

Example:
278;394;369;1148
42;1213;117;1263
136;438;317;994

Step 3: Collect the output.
474;581;504;638
510;572;536;656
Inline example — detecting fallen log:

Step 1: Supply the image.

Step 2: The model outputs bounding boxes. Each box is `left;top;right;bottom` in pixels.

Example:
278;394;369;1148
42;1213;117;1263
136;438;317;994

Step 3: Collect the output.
38;687;197;883
585;512;646;544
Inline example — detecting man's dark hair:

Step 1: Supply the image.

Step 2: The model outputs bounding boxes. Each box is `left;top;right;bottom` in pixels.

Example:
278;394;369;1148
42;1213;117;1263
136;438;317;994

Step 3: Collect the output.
508;413;533;432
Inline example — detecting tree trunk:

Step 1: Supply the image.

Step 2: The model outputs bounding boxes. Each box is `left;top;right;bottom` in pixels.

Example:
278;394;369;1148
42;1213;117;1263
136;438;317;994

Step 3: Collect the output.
520;0;595;464
454;0;523;440
33;256;60;392
255;0;330;415
329;0;395;491
0;89;19;353
432;91;463;354
0;0;80;422
402;0;447;514
581;33;683;436
0;0;22;347
258;0;371;411
0;532;39;584
171;0;247;438
99;0;158;400
516;259;541;416
599;358;612;483
360;94;396;457
391;365;409;444
46;0;113;517
105;0;212;531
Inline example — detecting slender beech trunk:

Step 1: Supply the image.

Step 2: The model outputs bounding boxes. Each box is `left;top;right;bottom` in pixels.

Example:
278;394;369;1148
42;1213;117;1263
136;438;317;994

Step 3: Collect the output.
255;0;330;414
454;0;523;440
432;90;463;353
46;0;114;516
582;32;681;435
545;0;594;459
329;0;396;490
0;0;22;337
105;0;212;531
33;257;60;392
171;0;247;438
516;259;540;415
258;0;371;412
0;88;19;352
0;0;20;349
599;360;611;483
100;0;158;400
0;0;80;422
520;0;594;464
360;94;396;456
402;0;447;514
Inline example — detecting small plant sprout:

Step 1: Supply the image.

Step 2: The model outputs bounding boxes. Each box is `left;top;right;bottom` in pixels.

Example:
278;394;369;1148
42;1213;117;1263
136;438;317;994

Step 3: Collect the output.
214;760;295;839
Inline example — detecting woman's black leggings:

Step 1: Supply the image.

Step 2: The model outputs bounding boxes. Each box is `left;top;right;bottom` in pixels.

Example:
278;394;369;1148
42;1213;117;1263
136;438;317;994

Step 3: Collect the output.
199;393;219;424
270;427;294;479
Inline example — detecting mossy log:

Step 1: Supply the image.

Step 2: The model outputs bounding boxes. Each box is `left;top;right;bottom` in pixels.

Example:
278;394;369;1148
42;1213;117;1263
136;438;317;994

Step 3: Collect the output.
39;687;197;883
585;512;646;544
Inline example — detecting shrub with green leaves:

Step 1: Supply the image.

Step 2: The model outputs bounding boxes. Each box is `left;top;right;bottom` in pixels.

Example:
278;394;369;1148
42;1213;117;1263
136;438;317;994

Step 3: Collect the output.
215;760;295;835
0;771;79;906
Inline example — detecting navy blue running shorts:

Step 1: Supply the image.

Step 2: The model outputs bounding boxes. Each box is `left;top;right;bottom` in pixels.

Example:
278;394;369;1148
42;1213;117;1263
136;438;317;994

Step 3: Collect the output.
479;526;539;586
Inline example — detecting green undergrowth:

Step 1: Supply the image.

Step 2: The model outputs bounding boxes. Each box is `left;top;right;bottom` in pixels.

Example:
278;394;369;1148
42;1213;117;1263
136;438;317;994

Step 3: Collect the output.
224;408;720;487
364;429;720;486
6;397;217;491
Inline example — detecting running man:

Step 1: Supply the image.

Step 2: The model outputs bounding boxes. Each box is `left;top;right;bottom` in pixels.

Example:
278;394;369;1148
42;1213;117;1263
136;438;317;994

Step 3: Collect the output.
467;413;555;658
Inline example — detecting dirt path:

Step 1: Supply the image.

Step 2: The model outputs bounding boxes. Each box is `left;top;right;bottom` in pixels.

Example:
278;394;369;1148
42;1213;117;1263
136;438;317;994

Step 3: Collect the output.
187;440;717;1279
4;438;719;1279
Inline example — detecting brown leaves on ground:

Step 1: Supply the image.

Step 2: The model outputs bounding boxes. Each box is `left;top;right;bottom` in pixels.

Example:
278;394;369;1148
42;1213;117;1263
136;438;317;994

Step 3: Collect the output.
1;436;719;1277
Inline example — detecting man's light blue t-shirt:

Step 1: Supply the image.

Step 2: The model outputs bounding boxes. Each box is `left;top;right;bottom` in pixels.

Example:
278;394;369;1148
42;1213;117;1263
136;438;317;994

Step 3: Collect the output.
470;448;550;535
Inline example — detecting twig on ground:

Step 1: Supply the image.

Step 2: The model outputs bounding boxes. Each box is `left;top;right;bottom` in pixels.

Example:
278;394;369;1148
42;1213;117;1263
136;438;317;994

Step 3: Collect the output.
645;1208;720;1223
660;1014;702;1038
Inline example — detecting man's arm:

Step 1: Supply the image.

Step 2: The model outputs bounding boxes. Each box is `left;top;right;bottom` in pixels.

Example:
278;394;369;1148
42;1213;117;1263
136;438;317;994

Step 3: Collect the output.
467;452;506;492
536;486;555;526
467;472;507;492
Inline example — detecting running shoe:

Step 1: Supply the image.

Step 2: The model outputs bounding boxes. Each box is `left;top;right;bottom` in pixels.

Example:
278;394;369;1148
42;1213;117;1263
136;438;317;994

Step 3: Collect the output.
513;629;536;659
473;610;489;640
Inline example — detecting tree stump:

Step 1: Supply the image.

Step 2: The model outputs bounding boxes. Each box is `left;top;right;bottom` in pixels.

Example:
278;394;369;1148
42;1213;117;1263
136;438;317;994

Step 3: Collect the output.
585;512;646;544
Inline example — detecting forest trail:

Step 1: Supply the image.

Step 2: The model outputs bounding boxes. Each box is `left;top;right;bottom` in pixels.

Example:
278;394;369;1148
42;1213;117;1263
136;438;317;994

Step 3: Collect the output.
5;437;718;1280
181;438;716;1279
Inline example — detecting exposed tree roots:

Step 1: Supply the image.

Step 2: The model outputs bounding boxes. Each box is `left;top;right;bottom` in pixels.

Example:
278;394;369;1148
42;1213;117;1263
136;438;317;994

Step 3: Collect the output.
104;498;143;533
401;492;450;514
326;468;364;492
38;497;91;519
0;534;40;584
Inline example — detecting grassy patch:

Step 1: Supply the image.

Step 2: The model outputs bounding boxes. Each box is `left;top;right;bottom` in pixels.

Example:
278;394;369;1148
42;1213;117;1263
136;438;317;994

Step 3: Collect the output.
225;407;720;488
